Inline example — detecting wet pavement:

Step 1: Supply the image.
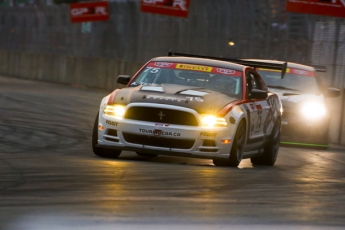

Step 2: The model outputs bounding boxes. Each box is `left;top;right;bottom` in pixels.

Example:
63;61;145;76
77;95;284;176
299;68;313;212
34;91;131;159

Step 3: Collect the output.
0;76;345;230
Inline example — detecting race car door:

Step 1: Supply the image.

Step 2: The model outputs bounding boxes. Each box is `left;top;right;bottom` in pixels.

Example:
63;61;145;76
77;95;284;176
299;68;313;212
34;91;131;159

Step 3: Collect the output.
244;71;269;150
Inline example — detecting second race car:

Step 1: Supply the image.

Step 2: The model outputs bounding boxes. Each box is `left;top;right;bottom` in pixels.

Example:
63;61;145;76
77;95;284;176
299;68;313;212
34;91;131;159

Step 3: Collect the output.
251;60;340;148
92;53;286;167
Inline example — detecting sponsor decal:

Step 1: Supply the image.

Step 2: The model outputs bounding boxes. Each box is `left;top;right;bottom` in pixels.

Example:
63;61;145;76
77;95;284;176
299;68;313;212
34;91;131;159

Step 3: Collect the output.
155;123;170;127
154;62;173;67
144;67;161;74
147;95;184;102
106;120;118;126
153;129;162;136
264;97;276;133
258;67;315;77
291;69;308;75
257;68;281;73
288;68;315;77
139;128;181;137
216;68;236;75
256;104;262;110
200;132;217;138
146;95;204;102
176;64;212;72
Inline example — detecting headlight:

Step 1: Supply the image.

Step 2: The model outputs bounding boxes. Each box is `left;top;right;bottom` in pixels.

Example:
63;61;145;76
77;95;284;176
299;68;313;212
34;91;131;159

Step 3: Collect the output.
104;104;126;119
200;115;227;127
300;102;326;120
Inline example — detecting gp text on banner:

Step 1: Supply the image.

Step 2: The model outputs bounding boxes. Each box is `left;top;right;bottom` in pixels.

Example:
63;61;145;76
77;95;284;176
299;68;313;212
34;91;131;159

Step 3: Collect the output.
140;0;190;18
70;1;109;23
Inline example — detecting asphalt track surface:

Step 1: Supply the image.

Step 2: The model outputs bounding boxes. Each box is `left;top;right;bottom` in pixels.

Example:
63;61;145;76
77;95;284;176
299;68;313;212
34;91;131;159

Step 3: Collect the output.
0;76;345;230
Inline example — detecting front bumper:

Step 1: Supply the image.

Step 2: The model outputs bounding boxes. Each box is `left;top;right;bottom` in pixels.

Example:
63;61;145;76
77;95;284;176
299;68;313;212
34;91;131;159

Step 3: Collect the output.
280;110;330;147
97;113;237;159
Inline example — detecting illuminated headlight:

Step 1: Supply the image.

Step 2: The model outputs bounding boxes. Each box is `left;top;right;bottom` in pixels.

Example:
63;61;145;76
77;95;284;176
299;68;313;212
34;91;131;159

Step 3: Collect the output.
103;104;126;119
300;102;326;120
200;115;227;127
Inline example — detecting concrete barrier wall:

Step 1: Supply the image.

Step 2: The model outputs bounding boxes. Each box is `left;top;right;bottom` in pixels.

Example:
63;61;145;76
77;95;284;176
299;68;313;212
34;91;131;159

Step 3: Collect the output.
339;90;345;145
0;50;143;91
342;97;345;145
327;90;345;145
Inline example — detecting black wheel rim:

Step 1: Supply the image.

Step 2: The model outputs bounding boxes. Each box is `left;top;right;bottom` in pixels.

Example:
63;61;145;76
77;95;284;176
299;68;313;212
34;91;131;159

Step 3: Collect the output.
271;124;281;161
235;124;245;161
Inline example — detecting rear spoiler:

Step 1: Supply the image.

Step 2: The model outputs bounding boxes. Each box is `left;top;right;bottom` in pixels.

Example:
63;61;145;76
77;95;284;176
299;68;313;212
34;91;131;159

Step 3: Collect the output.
311;65;327;72
168;51;288;79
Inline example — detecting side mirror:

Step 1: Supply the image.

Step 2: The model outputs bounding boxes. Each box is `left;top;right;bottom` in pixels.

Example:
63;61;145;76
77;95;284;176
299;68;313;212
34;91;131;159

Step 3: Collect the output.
250;89;268;99
117;75;131;85
326;87;340;98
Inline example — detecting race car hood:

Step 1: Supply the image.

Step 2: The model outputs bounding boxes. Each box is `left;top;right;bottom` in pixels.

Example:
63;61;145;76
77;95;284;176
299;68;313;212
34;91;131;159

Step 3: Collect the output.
111;84;239;114
269;88;324;108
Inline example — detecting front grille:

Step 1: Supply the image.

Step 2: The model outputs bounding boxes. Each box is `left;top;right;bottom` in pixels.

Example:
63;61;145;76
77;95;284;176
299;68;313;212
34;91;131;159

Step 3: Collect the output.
199;148;218;152
199;140;218;152
124;107;198;126
104;129;119;142
202;140;216;147
105;137;119;142
123;133;195;149
107;129;118;136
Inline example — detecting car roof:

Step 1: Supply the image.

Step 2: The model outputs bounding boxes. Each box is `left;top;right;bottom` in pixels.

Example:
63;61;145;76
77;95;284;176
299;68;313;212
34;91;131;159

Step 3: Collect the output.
243;59;315;72
150;56;246;72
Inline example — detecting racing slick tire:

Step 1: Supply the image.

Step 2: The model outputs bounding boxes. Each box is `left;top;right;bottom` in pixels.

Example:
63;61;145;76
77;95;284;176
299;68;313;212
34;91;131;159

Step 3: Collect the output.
136;152;158;157
92;113;121;158
213;120;245;167
251;118;281;166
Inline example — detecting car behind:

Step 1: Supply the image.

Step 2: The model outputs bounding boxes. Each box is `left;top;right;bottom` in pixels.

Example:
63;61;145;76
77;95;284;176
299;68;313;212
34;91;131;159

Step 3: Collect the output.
249;60;340;148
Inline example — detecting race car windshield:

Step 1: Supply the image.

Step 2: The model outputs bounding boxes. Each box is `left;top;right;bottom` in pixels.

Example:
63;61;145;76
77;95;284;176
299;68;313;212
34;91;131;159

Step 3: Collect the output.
257;69;320;95
130;62;243;99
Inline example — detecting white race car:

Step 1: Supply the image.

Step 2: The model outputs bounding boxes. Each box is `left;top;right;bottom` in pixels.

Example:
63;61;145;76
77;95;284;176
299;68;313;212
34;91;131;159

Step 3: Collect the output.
249;59;340;148
92;53;286;167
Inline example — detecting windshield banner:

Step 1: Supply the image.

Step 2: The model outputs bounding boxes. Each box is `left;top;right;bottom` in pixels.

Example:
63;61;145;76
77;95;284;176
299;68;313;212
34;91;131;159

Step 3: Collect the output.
148;62;242;76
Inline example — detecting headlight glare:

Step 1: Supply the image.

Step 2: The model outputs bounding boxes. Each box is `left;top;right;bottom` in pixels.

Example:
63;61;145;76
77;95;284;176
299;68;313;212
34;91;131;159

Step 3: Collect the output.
300;102;326;120
104;104;126;119
201;115;227;127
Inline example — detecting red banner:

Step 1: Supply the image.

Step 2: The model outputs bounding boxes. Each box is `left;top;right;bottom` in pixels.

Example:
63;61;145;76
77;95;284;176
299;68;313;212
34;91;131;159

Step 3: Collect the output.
70;2;109;23
286;0;345;18
140;0;190;18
